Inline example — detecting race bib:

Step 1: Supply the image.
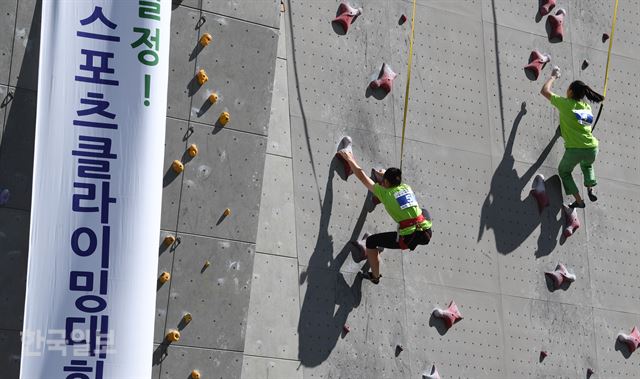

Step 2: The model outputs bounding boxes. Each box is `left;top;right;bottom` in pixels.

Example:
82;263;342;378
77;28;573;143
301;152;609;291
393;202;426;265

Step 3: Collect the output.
573;109;594;126
394;188;418;209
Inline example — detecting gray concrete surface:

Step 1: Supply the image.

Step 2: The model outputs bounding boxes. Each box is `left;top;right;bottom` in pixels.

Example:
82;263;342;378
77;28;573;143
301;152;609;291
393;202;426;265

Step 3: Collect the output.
2;0;640;378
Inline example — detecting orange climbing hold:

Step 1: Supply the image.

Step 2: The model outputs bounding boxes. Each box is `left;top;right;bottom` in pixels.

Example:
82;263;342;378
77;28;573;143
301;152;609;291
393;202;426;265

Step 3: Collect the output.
223;208;232;217
218;111;230;126
196;69;209;85
199;33;212;47
191;370;201;379
159;271;171;284
163;235;176;246
187;144;199;158
172;159;185;174
208;93;218;104
183;313;193;324
166;330;180;342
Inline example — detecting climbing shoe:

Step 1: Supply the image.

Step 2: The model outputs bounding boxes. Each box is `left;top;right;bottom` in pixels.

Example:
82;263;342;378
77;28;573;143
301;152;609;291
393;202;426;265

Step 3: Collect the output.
587;188;598;202
569;200;585;209
361;271;381;284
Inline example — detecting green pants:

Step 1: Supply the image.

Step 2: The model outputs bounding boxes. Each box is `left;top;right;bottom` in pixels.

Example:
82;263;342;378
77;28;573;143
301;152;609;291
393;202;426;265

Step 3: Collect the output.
558;147;598;195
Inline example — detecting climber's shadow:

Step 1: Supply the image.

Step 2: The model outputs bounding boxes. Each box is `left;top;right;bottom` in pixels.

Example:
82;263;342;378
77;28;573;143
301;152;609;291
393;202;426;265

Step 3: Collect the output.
152;341;169;366
615;338;634;359
478;102;563;256
298;162;369;367
428;314;455;336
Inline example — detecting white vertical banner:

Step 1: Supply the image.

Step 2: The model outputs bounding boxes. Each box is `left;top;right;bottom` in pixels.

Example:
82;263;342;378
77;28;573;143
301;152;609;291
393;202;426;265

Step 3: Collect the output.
21;1;171;378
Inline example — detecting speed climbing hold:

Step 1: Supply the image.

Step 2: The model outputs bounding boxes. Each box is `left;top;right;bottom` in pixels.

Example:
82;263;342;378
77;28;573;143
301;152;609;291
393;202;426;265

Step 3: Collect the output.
582;59;590;70
432;300;463;329
332;2;362;34
587;368;595;377
223;208;232;217
199;32;212;47
218;111;230;126
369;63;398;93
163;235;176;247
540;351;549;360
0;188;9;206
343;324;351;334
196;69;208;85
547;9;567;42
182;312;193;325
524;50;551;81
203;260;211;269
399;14;407;25
617;326;640;353
191;370;201;379
166;330;180;342
544;263;576;289
530;174;549;212
172;160;185;174
335;136;353;179
539;0;556;16
208;93;218;104
602;33;610;43
159;271;171;284
187;144;199;158
562;204;580;237
422;365;441;379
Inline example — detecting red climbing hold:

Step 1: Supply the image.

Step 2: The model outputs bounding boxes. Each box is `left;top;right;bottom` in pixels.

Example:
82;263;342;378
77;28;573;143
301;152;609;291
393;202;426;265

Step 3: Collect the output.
602;33;610;43
332;2;362;34
370;63;398;93
336;136;353;179
422;365;441;379
432;300;463;329
343;324;351;334
617;326;640;353
530;174;549;212
547;9;566;42
399;14;407;25
524;50;551;81
539;0;556;16
544;263;576;289
562;204;580;237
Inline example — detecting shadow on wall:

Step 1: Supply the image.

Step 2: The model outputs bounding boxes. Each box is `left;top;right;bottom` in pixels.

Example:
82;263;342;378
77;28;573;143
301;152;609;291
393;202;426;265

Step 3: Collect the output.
297;159;370;368
0;0;42;376
477;102;564;257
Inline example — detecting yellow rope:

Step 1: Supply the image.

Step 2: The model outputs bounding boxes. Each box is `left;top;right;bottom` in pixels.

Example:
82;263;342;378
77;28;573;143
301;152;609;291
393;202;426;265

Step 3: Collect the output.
602;0;619;99
399;0;417;170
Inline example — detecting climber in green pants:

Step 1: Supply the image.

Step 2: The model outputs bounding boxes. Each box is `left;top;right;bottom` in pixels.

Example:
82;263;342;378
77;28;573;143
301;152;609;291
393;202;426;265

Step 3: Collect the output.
540;66;604;208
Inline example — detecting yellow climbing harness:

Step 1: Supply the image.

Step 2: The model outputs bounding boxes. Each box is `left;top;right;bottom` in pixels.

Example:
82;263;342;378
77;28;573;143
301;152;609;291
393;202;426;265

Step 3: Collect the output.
399;0;417;170
593;0;619;131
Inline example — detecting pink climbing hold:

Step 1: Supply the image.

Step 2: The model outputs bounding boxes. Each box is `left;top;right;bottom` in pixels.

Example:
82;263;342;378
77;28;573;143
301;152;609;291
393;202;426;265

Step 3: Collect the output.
332;2;362;34
617;326;640;353
544;263;576;289
370;63;398;93
530;174;549;212
432;300;463;329
524;50;551;81
562;204;580;237
539;0;556;16
547;8;567;42
335;136;353;179
422;364;441;379
343;324;351;334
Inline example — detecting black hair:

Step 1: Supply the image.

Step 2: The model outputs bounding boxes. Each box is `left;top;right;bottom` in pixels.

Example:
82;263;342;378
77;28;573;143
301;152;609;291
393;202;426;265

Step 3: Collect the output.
569;80;604;103
383;167;402;187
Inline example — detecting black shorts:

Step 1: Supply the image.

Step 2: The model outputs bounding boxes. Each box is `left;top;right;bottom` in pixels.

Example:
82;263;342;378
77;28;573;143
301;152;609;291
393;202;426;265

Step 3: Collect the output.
366;229;432;251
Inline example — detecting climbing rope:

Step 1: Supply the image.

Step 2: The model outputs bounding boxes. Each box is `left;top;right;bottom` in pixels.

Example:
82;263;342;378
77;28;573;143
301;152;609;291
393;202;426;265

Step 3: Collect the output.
399;0;417;170
592;0;619;131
